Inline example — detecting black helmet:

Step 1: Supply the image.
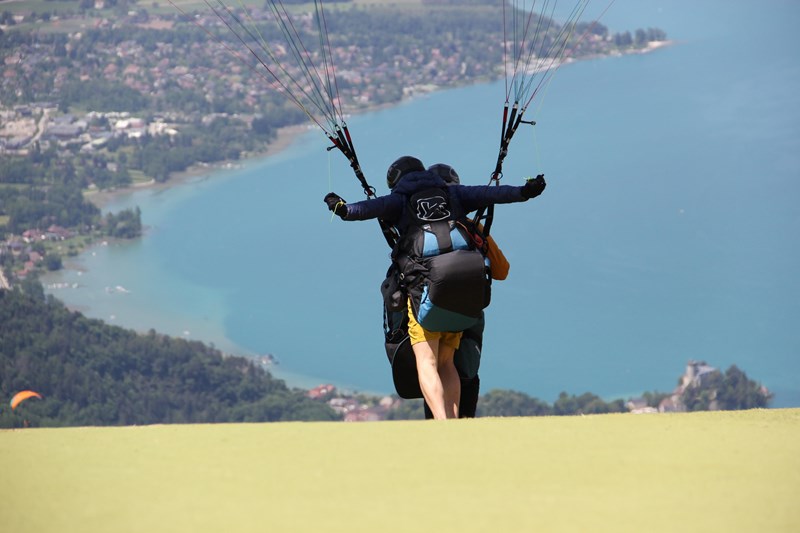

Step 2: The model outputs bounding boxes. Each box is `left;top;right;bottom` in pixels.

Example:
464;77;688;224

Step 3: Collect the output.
427;163;460;185
387;155;424;189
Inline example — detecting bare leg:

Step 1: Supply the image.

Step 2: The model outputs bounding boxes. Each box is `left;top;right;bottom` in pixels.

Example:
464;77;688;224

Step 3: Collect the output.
412;340;447;420
438;344;461;419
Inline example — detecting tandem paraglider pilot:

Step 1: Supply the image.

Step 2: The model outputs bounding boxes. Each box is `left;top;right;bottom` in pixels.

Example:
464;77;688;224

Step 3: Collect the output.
324;156;545;419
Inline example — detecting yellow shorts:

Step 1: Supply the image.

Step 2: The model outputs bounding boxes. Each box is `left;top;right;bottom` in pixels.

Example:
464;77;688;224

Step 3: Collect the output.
407;300;462;350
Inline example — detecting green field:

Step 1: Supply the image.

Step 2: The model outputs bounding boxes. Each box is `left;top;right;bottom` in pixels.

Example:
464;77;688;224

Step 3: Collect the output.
2;409;798;532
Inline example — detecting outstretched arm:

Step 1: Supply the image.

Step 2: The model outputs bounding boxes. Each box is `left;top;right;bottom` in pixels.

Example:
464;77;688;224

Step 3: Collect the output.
323;192;403;222
456;175;546;212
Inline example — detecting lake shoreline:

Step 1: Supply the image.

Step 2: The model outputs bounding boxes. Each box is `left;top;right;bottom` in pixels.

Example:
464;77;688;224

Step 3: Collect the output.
83;42;674;211
84;124;313;210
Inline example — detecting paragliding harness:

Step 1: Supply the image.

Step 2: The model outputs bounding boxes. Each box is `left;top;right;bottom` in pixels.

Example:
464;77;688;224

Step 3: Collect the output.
381;186;491;399
382;289;485;404
394;187;490;332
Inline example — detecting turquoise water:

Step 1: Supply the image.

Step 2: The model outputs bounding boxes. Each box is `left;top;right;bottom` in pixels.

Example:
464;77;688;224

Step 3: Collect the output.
44;0;800;405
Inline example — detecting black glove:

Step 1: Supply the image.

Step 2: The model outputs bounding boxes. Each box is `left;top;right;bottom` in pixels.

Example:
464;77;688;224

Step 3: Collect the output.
521;174;546;199
324;192;348;218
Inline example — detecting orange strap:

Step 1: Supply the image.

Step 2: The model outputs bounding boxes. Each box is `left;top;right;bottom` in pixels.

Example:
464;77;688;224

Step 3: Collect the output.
485;234;510;280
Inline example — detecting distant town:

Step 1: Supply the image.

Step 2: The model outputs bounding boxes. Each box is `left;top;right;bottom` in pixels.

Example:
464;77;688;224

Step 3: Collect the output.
1;106;179;153
1;2;666;157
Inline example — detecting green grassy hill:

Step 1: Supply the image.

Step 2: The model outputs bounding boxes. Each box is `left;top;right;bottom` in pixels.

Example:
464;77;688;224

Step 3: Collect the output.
2;409;798;533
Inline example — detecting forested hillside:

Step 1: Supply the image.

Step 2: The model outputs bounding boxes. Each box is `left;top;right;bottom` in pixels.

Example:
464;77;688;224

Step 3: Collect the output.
0;283;339;428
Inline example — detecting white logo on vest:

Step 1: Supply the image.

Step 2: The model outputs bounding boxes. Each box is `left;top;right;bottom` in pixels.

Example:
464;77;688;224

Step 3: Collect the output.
416;196;450;222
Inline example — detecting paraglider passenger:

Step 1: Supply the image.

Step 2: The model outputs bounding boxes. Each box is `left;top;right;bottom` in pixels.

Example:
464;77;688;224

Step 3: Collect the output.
417;163;511;418
325;156;545;419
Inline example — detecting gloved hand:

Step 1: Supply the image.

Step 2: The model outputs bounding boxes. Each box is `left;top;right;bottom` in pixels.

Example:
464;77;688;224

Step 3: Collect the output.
521;174;546;199
324;192;348;218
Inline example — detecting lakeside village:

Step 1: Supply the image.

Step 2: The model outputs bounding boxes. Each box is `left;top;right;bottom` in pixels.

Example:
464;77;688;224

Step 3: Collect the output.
0;6;671;158
0;104;177;283
1;4;670;286
285;360;771;421
0;5;497;153
1;5;498;280
1;7;483;112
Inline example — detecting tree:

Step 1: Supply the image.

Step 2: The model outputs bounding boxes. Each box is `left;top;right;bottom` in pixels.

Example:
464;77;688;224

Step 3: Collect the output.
477;389;552;417
251;116;275;137
553;391;626;415
614;31;633;47
104;207;142;239
385;399;425;420
717;365;772;410
0;285;340;428
44;253;63;271
681;366;771;411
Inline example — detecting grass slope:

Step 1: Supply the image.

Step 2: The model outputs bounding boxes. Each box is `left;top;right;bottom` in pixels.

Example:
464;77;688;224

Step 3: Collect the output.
1;409;798;533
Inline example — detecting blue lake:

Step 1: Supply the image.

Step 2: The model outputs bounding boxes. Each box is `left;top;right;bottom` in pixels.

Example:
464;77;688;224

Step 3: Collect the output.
44;0;800;405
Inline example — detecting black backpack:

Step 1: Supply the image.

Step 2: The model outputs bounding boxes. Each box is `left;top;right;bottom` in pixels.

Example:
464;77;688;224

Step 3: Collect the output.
391;187;491;333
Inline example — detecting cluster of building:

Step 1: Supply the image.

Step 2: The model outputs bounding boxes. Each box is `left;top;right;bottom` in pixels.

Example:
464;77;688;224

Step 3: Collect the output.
0;104;178;154
1;6;500;155
625;361;719;414
307;384;403;422
298;362;757;419
626;360;769;413
161;11;482;108
1;225;74;281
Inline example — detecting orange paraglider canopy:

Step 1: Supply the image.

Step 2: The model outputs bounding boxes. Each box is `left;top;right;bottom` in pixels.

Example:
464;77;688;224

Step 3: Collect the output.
10;390;42;410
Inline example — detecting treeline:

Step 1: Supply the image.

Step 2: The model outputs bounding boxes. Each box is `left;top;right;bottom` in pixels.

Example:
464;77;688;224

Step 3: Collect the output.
478;390;626;417
0;143;121;234
385;390;627;420
388;370;770;419
0;284;339;428
127;117;278;183
614;27;668;47
0;140;141;243
470;371;770;416
388;390;626;419
0;181;99;235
